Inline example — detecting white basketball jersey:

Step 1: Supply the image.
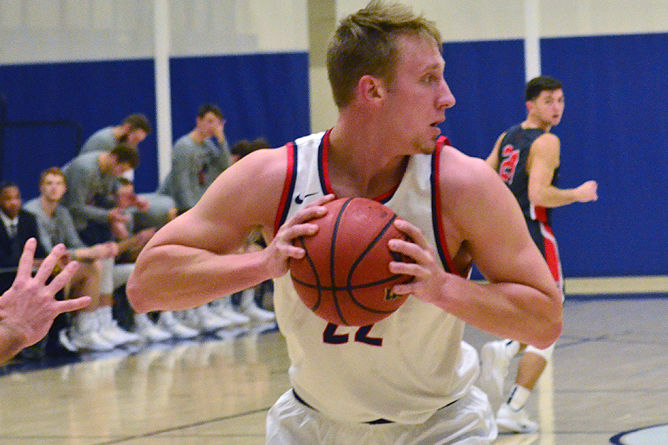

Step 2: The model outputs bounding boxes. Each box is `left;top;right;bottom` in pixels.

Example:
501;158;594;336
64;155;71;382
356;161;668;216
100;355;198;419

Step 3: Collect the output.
272;130;479;424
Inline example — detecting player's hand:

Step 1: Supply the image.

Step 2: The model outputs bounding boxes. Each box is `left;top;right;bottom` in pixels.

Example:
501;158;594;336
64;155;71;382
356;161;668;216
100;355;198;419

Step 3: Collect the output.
108;207;130;224
264;194;335;279
134;195;151;211
135;228;157;245
0;239;91;349
110;220;129;240
577;180;598;202
90;242;118;259
387;219;449;303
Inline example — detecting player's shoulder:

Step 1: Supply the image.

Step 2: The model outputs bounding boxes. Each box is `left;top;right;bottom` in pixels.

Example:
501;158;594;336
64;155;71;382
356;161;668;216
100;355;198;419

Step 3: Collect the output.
229;145;290;186
438;145;498;192
530;132;561;158
533;131;560;147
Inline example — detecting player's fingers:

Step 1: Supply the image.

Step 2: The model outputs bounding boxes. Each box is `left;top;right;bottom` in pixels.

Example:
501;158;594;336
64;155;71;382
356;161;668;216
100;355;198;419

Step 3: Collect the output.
389;260;427;279
305;194;336;207
54;296;92;314
393;219;429;249
15;238;37;281
388;237;431;266
45;260;79;294
34;243;67;284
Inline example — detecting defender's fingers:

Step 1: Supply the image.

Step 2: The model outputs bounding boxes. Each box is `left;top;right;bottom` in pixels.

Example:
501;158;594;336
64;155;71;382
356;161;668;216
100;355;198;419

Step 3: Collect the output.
15;238;38;281
44;259;79;294
54;296;92;314
34;243;67;284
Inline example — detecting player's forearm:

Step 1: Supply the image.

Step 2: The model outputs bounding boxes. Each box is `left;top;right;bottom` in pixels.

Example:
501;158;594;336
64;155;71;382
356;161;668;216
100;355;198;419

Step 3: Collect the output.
127;244;271;313
438;276;562;348
530;185;580;208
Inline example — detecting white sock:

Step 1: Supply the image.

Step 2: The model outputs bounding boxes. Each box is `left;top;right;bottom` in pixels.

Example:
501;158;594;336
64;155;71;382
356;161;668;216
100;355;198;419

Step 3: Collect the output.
507;384;531;411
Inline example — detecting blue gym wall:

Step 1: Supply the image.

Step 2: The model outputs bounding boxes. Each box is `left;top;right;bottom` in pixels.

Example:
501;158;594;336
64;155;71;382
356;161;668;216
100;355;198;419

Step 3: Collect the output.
0;32;665;277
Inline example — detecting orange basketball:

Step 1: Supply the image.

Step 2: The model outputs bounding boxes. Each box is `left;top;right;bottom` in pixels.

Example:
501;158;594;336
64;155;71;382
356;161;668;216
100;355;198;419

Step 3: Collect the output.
289;197;412;326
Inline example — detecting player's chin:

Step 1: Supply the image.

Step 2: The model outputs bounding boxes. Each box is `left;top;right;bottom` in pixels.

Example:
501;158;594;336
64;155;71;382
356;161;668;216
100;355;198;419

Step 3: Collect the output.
419;138;438;154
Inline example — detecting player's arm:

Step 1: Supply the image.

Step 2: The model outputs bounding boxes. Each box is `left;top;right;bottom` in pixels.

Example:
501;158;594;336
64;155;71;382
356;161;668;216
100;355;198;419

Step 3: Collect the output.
390;151;562;348
484;132;505;170
127;148;330;313
528;134;598;207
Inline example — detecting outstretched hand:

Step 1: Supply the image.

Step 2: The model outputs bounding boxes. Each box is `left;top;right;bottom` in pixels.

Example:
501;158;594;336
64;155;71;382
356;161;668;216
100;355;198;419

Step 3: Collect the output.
0;239;91;361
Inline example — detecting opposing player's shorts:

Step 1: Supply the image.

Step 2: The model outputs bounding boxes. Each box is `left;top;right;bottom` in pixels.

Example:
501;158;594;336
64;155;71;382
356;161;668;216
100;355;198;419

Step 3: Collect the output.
266;386;497;444
526;218;564;296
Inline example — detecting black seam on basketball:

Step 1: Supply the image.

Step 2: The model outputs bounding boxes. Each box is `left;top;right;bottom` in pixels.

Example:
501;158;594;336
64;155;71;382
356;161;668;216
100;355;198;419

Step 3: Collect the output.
296;236;323;311
330;198;354;325
292;273;409;291
343;214;401;312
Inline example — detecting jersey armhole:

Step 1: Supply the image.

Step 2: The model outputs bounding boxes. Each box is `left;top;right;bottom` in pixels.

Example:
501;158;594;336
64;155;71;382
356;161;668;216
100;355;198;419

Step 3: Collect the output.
431;142;467;278
273;142;297;235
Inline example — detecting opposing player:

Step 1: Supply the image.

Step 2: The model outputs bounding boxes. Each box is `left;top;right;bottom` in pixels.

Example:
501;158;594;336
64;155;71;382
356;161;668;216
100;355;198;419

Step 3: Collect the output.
128;2;562;443
481;75;598;433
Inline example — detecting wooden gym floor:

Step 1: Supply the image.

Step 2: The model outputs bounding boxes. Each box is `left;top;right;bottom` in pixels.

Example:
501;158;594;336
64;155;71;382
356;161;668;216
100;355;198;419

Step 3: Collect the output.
1;278;666;444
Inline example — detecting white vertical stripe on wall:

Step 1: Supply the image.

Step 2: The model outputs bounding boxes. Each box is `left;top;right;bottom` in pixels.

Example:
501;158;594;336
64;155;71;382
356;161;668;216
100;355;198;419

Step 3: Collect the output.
154;0;173;182
524;0;541;81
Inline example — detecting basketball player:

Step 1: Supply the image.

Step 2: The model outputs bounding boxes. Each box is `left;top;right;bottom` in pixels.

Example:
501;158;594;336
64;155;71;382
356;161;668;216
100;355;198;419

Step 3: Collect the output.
0;239;90;364
481;75;598;433
128;2;562;443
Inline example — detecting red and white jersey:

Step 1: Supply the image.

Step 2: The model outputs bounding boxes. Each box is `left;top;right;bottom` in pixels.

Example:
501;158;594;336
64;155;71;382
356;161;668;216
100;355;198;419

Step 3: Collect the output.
272;130;478;424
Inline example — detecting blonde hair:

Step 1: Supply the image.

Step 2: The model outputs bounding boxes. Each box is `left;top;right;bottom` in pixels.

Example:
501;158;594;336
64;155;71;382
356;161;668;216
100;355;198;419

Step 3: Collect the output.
326;0;442;107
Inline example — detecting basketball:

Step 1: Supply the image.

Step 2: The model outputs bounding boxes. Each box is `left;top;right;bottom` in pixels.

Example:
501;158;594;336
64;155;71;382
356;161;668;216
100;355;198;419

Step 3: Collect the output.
289;197;412;326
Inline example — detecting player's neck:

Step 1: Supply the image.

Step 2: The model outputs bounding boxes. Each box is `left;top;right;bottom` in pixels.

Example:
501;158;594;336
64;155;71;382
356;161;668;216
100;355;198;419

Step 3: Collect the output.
522;117;552;132
328;123;407;199
39;196;58;216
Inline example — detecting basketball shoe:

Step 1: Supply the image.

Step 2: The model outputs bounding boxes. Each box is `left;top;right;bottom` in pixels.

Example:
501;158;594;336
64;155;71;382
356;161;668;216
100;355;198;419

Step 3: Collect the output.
182;305;234;332
157;311;199;339
96;306;141;346
240;289;276;322
134;313;172;342
58;312;114;352
496;403;539;433
210;298;251;326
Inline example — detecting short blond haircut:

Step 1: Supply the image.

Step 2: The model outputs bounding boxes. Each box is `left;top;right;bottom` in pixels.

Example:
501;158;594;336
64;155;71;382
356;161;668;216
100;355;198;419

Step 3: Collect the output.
326;0;442;108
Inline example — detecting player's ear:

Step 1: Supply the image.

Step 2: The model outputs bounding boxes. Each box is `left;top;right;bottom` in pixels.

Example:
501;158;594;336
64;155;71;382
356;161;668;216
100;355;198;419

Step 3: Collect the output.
358;75;385;103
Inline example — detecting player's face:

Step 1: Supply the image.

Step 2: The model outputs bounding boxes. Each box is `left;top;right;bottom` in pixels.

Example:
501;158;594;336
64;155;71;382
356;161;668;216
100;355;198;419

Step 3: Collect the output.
126;129;147;148
197;112;223;138
40;173;67;202
530;89;565;127
0;186;21;219
111;161;132;177
382;34;455;154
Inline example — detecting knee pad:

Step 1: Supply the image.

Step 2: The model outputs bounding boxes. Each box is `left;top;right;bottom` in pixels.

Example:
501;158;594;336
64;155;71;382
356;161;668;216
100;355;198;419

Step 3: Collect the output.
524;342;555;361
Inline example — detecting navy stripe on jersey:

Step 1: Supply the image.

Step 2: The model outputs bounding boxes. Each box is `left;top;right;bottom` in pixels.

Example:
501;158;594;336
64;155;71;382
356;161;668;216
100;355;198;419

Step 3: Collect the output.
318;130;330;195
275;142;298;233
430;139;465;277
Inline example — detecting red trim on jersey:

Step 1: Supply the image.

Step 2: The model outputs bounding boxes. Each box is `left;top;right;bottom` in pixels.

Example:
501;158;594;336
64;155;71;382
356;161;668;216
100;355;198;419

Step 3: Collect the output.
533;204;548;223
321;130;334;196
432;141;463;277
274;142;296;235
540;222;562;286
